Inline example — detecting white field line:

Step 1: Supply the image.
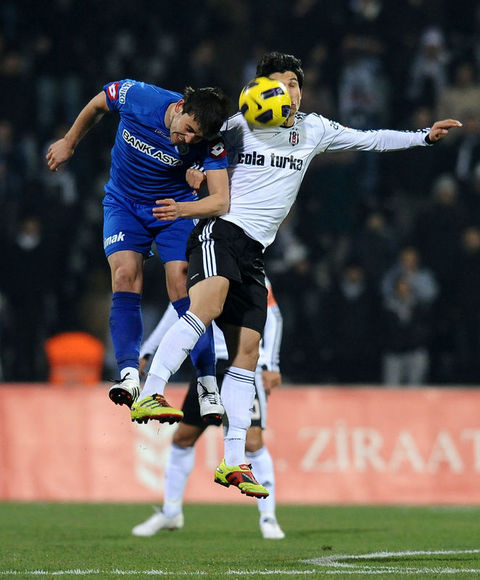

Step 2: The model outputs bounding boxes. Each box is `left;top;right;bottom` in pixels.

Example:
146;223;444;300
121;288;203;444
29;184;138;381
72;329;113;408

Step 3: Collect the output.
0;572;208;577
301;548;480;575
1;550;480;577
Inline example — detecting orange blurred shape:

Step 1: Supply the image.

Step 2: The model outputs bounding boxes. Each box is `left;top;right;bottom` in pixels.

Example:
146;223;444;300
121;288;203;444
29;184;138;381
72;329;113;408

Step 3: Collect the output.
45;332;105;385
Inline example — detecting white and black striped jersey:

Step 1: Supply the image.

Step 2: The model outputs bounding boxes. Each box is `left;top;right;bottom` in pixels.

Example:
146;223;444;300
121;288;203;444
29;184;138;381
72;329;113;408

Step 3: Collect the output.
219;112;431;248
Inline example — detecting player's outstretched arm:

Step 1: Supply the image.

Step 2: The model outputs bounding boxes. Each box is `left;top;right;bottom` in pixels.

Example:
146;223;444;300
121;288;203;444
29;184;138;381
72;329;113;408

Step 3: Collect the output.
46;92;109;171
153;168;230;220
428;119;462;143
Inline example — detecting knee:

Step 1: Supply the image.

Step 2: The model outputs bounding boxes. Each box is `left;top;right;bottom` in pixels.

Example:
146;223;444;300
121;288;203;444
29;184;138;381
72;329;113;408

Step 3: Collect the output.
112;265;142;293
206;301;224;321
239;342;260;370
172;425;202;447
165;264;188;302
190;298;224;326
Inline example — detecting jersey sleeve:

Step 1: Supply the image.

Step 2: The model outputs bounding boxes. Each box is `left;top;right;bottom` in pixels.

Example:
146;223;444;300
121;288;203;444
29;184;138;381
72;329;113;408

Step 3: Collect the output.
201;135;229;171
315;115;432;153
103;79;139;113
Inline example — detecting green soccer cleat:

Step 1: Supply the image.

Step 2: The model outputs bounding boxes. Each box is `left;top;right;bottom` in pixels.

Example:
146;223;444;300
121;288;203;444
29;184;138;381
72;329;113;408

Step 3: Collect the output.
214;458;269;498
131;394;183;425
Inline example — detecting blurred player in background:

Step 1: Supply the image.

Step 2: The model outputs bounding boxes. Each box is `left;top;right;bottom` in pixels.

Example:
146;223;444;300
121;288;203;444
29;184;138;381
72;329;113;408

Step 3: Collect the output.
46;80;231;422
132;276;285;539
131;51;462;499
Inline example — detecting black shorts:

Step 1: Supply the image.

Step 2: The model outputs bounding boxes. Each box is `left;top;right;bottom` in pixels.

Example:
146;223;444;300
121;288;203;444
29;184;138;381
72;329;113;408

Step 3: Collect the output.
186;218;267;334
182;360;266;428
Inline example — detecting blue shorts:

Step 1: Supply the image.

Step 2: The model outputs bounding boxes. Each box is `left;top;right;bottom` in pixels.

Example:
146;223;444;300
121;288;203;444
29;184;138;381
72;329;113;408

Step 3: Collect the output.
102;193;195;263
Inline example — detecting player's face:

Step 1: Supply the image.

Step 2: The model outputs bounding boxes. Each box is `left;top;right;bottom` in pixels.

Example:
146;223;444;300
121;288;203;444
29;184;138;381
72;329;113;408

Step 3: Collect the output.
170;109;204;145
269;71;302;127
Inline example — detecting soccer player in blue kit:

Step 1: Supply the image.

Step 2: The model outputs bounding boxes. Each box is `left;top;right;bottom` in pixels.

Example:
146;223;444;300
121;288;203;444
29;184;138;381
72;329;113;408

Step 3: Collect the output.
46;80;231;423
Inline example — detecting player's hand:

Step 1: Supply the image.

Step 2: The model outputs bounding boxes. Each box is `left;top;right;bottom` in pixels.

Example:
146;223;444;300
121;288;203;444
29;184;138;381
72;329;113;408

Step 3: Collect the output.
153;198;180;221
139;356;149;378
261;370;282;395
428;119;462;143
186;168;206;191
46;138;75;171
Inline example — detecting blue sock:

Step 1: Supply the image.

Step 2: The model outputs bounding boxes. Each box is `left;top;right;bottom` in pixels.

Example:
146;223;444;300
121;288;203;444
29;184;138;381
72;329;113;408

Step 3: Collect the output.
172;297;216;378
110;291;142;371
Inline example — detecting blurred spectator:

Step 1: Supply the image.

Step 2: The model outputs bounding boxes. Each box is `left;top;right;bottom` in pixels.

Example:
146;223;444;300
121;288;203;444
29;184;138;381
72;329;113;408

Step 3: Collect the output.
29;0;92;138
324;262;381;383
436;61;480;141
380;105;442;240
242;43;268;84
347;0;384;30
265;221;324;382
463;162;480;218
444;113;480;189
103;30;139;80
0;119;26;239
413;175;465;292
350;211;397;286
414;174;465;380
408;26;449;109
381;246;439;306
380;105;437;198
2;216;52;381
381;275;433;386
0;49;32;133
187;40;222;88
452;226;480;384
301;43;336;116
338;33;387;128
338;32;388;202
281;0;345;62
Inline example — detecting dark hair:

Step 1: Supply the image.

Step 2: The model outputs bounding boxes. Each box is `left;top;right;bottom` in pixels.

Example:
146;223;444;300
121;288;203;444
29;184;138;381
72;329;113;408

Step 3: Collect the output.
256;51;304;89
182;86;232;140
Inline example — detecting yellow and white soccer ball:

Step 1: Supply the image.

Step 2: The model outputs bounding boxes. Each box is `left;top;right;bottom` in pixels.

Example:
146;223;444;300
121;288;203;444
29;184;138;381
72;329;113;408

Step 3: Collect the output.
238;77;292;127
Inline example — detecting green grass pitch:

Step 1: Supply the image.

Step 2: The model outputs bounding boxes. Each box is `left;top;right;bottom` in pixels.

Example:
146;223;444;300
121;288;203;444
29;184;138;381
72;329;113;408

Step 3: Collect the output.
1;503;479;578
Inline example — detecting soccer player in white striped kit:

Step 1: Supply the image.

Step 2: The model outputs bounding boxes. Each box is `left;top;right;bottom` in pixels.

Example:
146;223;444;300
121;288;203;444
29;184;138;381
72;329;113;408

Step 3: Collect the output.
131;51;462;497
132;277;285;539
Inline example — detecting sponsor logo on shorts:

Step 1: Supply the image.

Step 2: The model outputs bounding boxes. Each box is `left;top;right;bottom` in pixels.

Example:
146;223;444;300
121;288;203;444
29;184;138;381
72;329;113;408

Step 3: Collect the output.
104;231;125;249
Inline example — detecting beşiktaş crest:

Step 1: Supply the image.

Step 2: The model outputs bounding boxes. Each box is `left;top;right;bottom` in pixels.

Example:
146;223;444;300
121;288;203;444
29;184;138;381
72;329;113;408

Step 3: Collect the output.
289;128;299;146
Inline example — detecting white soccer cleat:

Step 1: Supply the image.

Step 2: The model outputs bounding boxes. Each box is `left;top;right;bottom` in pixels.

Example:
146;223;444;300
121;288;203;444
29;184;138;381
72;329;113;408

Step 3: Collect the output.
109;373;141;408
260;517;285;540
197;376;224;425
131;508;184;537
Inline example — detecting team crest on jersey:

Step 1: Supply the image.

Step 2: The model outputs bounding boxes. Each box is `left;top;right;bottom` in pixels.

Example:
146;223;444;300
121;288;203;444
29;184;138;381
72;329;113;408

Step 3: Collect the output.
289;129;300;146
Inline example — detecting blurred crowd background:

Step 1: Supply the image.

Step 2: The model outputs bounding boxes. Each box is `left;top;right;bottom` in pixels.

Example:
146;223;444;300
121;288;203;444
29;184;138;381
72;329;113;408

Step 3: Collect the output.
1;0;480;386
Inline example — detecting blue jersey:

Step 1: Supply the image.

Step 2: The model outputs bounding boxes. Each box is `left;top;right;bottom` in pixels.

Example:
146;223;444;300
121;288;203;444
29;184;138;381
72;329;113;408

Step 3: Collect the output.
103;79;228;204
